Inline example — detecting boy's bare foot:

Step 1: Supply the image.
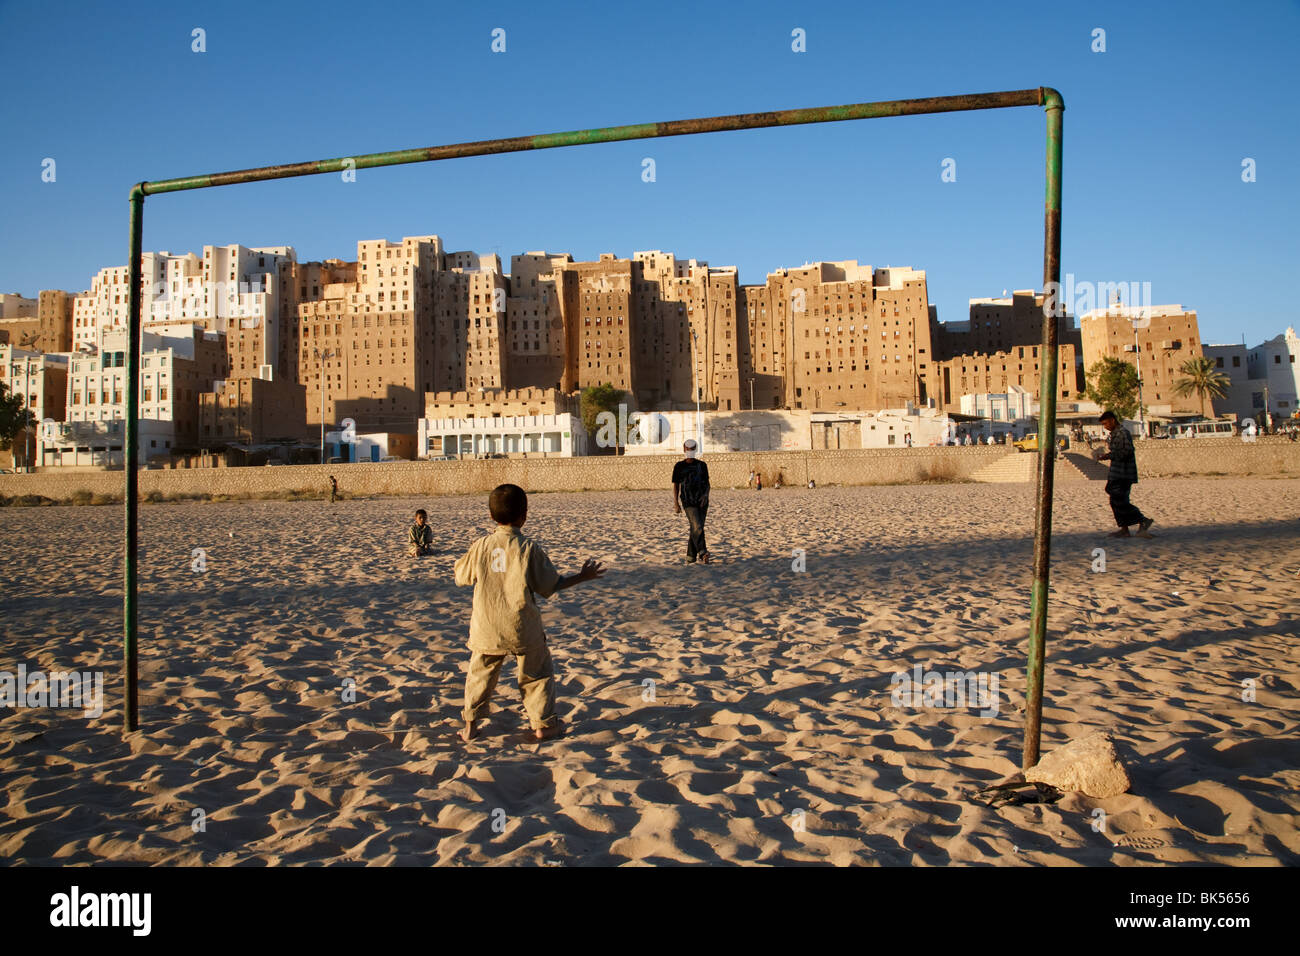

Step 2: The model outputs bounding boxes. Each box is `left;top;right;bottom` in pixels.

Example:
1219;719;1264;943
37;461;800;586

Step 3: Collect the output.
459;719;478;742
533;721;564;741
1136;518;1155;538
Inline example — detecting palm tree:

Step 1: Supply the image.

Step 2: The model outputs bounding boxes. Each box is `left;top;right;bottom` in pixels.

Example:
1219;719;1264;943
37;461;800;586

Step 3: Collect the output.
1172;356;1230;419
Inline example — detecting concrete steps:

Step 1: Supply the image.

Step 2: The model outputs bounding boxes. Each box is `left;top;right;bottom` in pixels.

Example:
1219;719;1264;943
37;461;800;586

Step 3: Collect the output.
970;450;1094;483
1062;450;1111;480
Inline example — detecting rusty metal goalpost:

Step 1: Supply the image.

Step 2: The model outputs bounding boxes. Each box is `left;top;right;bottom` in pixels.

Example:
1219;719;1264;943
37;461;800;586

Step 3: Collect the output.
121;87;1064;769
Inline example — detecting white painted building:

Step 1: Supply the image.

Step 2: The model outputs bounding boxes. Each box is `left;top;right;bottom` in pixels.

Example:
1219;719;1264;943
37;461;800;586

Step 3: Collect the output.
961;385;1034;422
1246;326;1300;424
854;407;963;447
49;323;225;466
610;406;975;454
71;244;294;368
0;345;69;469
617;409;806;456
39;418;175;469
0;345;68;417
323;429;396;463
417;412;586;458
1202;343;1267;423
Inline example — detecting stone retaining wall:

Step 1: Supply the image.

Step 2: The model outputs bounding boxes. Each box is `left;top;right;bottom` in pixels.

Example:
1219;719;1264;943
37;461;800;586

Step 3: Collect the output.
1121;436;1300;478
1;438;1296;502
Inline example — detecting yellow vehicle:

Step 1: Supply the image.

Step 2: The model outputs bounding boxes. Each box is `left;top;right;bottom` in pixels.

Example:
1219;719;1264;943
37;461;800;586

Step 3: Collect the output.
1013;433;1068;453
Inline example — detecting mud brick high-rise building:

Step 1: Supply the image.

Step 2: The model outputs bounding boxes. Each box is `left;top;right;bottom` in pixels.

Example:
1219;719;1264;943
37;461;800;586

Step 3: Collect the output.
930;291;1085;412
736;283;784;410
765;262;933;411
562;255;640;398
36;224;1205;464
70;245;295;381
0;290;74;352
1079;304;1209;416
300;236;443;437
282;259;356;385
628;251;705;408
505;252;574;392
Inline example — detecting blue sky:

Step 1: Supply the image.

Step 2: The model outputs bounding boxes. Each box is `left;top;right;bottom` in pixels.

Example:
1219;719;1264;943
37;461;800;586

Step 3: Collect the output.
1;0;1296;346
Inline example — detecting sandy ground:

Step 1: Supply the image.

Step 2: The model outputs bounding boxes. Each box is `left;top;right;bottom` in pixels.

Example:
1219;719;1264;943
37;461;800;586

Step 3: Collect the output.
1;477;1298;866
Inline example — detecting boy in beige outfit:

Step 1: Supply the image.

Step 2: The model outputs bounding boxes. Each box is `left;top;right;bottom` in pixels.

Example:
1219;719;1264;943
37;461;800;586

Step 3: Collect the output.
453;483;604;742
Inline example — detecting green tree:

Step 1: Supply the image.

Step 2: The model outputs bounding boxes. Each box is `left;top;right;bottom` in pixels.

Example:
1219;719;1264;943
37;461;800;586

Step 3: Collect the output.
579;383;627;454
1085;356;1142;421
1172;355;1230;419
0;382;36;453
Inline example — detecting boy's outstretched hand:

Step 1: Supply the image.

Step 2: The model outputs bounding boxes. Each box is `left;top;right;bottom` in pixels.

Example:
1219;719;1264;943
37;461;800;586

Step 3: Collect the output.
556;558;606;591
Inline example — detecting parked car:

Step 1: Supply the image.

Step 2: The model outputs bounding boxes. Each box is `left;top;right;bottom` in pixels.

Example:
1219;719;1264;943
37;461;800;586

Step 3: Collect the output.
1013;433;1069;453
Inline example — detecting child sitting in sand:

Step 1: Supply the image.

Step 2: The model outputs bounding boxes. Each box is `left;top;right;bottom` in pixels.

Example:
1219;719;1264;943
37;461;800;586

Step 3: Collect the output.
408;509;434;557
453;483;604;742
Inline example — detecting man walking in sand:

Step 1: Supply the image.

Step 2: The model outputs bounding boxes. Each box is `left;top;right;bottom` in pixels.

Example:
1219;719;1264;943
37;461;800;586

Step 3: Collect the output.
1095;410;1154;538
672;439;710;564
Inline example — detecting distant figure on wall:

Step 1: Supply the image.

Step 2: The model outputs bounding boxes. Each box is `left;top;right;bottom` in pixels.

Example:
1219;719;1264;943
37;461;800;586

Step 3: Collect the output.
329;475;338;503
904;432;913;448
672;439;710;565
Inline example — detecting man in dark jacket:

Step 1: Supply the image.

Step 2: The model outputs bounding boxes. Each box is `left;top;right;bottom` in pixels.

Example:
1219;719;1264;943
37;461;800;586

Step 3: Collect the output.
672;439;711;564
1095;411;1154;538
